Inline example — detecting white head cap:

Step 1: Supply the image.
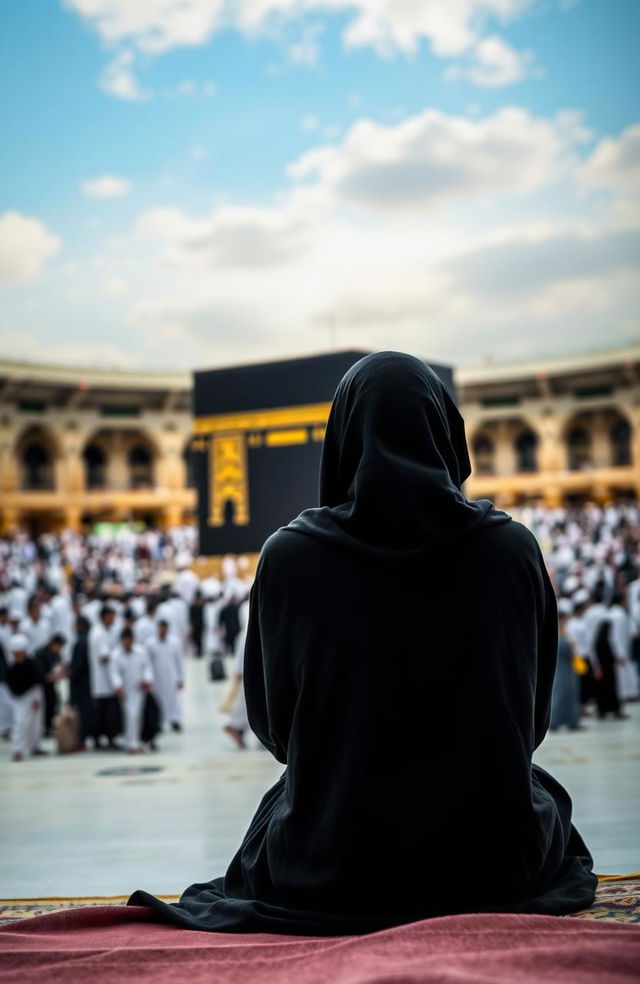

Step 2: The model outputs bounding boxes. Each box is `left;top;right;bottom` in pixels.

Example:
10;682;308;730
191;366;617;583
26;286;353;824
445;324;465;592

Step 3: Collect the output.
563;575;580;594
8;609;22;622
573;588;590;607
9;633;29;654
201;577;221;598
558;598;573;617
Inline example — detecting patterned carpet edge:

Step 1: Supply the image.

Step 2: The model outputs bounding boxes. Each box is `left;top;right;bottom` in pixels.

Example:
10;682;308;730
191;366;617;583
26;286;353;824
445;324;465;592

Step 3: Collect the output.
1;877;639;927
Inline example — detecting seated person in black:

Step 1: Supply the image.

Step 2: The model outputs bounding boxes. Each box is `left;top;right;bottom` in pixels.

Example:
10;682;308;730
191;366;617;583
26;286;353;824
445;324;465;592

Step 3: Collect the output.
130;351;596;934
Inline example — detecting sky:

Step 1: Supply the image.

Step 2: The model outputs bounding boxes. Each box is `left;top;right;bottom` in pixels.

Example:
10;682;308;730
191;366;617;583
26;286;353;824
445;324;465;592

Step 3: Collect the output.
0;0;638;371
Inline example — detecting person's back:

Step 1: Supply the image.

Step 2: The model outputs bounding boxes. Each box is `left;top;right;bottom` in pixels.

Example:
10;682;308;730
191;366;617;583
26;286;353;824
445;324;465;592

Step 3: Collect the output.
129;351;596;934
240;518;589;923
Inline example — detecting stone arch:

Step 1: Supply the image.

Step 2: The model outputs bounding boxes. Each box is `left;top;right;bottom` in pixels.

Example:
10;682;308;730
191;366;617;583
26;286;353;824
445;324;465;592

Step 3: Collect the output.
82;428;159;490
564;407;633;471
471;432;495;476
566;423;592;471
182;436;199;489
128;441;154;488
468;416;542;477
610;412;632;466
514;427;538;473
14;424;60;490
83;442;107;489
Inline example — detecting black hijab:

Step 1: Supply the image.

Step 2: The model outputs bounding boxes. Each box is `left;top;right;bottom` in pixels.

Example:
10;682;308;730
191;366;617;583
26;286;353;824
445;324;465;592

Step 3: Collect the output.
128;351;595;934
290;351;509;552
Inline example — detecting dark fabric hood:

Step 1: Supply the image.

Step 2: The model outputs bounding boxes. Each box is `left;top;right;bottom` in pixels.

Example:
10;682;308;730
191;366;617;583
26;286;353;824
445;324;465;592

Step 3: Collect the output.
289;350;510;553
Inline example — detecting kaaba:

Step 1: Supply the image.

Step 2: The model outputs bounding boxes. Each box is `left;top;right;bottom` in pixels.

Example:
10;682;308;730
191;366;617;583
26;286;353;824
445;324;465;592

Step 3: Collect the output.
192;351;455;556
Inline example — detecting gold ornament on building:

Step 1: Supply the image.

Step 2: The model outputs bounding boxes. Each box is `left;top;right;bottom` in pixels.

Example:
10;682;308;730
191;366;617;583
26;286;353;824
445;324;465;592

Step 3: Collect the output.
209;433;249;527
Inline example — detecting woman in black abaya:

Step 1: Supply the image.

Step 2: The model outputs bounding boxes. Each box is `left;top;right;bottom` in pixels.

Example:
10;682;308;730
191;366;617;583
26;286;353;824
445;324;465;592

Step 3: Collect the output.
130;351;596;933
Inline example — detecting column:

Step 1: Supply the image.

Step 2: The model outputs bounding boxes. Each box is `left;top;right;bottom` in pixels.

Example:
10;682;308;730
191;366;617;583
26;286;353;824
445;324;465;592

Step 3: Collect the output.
590;412;611;468
58;430;85;494
536;412;566;474
161;504;184;529
494;422;516;475
64;507;82;532
106;432;128;490
209;433;249;526
154;434;181;490
624;406;640;498
0;507;20;534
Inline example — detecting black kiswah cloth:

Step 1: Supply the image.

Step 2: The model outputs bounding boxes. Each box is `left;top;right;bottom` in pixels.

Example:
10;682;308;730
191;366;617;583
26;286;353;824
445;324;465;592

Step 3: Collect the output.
130;352;596;934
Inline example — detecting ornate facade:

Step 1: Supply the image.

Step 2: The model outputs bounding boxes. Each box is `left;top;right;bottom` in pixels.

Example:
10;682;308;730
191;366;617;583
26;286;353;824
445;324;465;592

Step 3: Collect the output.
460;346;640;508
0;345;638;535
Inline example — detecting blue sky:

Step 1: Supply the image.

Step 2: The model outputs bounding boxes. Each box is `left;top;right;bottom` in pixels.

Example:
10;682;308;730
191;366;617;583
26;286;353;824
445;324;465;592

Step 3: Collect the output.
0;0;638;369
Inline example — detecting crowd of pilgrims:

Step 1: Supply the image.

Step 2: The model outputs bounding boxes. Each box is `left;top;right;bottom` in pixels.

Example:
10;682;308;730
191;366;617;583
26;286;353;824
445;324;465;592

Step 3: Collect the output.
0;527;254;761
1;502;639;763
522;501;640;727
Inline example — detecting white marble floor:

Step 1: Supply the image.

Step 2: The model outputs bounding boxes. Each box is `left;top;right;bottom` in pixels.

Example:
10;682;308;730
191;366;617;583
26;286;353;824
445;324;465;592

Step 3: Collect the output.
0;657;638;898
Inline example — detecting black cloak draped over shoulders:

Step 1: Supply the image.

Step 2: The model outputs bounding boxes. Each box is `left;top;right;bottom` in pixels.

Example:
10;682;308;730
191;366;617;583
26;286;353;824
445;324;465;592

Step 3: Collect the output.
130;351;596;933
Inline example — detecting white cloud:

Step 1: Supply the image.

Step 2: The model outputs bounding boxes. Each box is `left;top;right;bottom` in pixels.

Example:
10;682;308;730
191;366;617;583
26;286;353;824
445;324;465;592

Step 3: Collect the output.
446;36;534;88
0;328;135;367
579;124;640;196
99;276;130;298
300;114;319;132
447;227;640;296
81;174;132;198
65;0;538;91
11;95;638;370
99;49;150;101
108;109;635;369
288;107;590;212
161;78;218;98
136;203;311;268
0;212;61;286
286;21;324;67
64;0;533;57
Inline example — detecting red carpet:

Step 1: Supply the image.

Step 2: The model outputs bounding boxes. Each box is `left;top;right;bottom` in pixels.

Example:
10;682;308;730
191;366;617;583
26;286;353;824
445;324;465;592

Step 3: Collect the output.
1;905;639;983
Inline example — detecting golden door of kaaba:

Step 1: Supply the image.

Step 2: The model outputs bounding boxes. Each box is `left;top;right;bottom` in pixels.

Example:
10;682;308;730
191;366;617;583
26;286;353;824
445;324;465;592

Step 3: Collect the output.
192;351;455;556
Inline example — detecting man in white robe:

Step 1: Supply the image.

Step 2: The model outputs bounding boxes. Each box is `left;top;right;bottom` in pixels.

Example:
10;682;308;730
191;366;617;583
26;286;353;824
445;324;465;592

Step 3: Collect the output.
134;598;159;648
19;598;51;655
224;598;250;749
174;560;199;608
627;574;640;668
81;594;102;627
46;587;75;665
582;591;609;673
566;589;590;658
6;610;22;653
166;592;189;648
88;605;120;748
608;593;639;701
146;619;184;731
0;608;14;736
202;583;224;658
6;634;45;762
7;581;28;618
110;628;154;753
0;607;12;656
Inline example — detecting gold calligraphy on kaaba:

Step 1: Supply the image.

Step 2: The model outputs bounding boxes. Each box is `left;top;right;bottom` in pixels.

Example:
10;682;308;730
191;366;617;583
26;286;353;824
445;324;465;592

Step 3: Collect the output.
193;402;331;436
209;433;249;527
198;405;330;528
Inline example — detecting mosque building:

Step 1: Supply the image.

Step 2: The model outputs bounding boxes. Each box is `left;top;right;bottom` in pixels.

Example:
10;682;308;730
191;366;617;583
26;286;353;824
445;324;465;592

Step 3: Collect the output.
0;344;638;537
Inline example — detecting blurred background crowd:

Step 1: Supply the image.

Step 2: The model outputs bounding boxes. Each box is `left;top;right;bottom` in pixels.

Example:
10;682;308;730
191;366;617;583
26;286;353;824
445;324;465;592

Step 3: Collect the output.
1;502;639;763
0;527;254;760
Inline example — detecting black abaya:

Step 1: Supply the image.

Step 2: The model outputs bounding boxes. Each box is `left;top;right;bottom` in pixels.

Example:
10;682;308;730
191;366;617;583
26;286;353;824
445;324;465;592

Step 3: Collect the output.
130;352;595;933
69;634;93;742
594;620;621;717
